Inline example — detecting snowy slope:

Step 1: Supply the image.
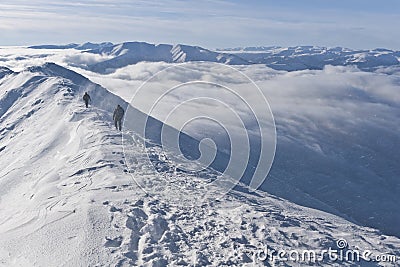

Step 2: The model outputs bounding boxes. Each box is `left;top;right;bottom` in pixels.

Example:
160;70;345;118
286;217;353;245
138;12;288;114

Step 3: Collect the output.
1;63;399;266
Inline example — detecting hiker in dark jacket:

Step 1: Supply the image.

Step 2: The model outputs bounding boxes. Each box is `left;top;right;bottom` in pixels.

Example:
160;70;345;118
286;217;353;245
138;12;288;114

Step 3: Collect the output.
113;104;124;131
83;92;91;108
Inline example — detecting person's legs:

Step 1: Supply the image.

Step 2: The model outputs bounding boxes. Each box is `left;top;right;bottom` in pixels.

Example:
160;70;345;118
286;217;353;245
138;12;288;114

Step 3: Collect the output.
118;119;122;131
85;100;88;108
114;119;118;129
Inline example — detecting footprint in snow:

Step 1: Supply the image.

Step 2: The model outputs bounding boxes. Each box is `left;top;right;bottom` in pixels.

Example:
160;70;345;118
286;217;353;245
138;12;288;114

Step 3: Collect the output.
105;236;123;248
110;206;122;212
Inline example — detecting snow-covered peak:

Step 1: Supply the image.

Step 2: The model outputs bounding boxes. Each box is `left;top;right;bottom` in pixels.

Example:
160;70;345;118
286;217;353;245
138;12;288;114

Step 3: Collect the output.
172;44;248;65
26;62;89;84
87;41;172;57
75;42;114;50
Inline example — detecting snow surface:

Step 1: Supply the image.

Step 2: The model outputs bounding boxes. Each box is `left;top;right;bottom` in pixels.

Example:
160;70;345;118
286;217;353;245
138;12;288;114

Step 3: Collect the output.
0;45;399;266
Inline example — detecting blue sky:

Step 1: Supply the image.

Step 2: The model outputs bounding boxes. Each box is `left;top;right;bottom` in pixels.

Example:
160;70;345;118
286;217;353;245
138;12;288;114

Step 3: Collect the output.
0;0;399;49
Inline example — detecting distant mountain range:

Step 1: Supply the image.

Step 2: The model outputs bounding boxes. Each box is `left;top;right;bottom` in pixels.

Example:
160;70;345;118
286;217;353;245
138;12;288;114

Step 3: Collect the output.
219;45;400;71
29;42;114;50
29;42;400;73
83;42;248;73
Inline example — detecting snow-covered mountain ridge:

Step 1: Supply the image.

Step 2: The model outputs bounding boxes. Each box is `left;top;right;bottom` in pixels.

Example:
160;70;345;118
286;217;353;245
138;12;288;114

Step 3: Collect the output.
28;42;114;51
83;42;248;73
0;62;399;266
28;41;400;73
218;45;400;71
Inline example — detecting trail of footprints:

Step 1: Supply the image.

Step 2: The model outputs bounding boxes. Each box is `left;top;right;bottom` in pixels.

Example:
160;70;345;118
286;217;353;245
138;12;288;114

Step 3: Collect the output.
103;198;182;266
101;195;257;267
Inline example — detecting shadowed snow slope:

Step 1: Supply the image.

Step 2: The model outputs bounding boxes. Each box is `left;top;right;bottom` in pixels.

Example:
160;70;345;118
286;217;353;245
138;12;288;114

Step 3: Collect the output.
0;63;399;266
